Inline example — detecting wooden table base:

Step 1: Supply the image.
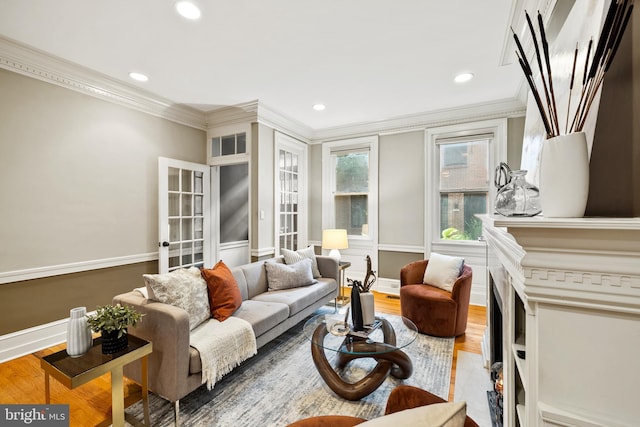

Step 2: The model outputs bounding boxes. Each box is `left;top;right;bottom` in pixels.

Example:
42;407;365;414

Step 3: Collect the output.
311;318;413;400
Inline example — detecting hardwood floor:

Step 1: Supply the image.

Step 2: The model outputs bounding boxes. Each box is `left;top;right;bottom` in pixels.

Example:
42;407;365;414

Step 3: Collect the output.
0;291;486;425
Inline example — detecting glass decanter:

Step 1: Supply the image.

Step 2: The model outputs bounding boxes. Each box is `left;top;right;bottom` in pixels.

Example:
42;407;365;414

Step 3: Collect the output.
495;170;541;217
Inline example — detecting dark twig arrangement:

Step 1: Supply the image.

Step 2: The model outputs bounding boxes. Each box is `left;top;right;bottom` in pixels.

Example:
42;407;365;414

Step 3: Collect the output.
513;0;634;138
347;255;377;293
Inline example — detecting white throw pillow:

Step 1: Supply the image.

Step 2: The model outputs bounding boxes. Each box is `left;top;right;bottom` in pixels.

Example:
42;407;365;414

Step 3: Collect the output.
143;268;210;330
423;252;465;292
281;246;321;278
359;402;467;427
265;258;317;290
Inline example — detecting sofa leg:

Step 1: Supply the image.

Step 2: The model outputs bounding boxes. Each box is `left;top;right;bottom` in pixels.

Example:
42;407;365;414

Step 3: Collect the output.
173;400;180;426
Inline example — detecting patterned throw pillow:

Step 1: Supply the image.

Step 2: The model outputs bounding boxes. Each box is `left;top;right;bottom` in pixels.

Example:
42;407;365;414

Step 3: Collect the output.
200;260;243;321
143;267;211;330
281;246;321;278
422;252;465;293
265;258;317;291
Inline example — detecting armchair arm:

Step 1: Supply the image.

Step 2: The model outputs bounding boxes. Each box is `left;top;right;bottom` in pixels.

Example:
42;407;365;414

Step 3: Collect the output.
113;291;192;402
400;260;428;287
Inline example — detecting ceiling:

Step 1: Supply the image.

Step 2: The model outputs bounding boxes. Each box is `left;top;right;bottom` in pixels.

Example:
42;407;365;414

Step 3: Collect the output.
0;0;527;131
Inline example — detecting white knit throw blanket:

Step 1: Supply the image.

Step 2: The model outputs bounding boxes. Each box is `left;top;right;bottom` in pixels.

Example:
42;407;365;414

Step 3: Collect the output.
190;316;257;390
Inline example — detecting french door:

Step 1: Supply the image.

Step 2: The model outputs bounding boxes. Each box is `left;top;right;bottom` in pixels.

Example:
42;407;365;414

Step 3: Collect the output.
158;157;211;273
275;132;307;253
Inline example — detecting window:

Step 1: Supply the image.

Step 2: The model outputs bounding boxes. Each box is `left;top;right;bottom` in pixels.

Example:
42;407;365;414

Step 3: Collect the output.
210;132;246;157
333;149;370;237
438;138;490;241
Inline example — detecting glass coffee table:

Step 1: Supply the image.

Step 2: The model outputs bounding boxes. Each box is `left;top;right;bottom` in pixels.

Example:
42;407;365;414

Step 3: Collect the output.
303;313;418;400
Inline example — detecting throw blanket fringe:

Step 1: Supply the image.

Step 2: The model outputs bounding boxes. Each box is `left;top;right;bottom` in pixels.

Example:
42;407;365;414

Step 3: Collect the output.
190;317;257;390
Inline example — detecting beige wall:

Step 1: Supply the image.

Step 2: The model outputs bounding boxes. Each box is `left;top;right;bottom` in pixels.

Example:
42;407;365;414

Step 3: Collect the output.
508;116;525;168
0;69;206;333
250;122;275;259
378;131;425;247
308;143;323;243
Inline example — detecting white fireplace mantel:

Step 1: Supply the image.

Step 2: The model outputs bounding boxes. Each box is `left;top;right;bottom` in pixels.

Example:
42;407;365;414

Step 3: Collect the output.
481;215;640;426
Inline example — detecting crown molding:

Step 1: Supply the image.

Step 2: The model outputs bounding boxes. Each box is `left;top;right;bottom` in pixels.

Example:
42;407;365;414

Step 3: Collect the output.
313;98;526;142
0;36;207;130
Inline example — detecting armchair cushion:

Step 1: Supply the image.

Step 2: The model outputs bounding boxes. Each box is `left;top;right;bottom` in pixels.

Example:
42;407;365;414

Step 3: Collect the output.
143;267;210;330
423;252;464;292
360;402;466;427
201;260;243;321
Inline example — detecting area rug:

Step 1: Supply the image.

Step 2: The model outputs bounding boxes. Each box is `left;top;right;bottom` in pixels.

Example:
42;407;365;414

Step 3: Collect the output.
126;309;454;426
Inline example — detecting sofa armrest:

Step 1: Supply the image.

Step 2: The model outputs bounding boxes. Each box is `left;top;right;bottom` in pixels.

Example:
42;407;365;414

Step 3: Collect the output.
316;256;339;281
113;291;192;402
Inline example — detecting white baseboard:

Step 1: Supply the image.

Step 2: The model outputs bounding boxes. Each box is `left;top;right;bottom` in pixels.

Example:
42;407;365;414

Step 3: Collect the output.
374;277;400;295
0;319;68;363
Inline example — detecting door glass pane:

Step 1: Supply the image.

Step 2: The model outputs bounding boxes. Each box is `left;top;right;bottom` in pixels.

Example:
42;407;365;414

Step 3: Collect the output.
169;218;180;242
181;242;192;265
194;195;203;216
169;243;180;268
181;218;193;240
194;241;204;265
194;218;203;239
181;170;192;192
169;193;180;216
220;163;249;243
194;171;203;194
182;194;192;216
168;167;180;192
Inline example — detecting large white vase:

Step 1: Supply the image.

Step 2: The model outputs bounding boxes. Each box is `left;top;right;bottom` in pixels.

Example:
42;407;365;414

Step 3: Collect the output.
360;292;375;326
539;132;589;218
66;307;93;357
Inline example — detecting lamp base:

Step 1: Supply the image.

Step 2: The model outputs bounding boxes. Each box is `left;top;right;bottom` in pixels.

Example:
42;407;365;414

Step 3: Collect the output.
328;249;341;261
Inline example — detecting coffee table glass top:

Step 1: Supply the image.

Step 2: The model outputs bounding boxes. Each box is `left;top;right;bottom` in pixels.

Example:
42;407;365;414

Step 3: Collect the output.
303;313;418;356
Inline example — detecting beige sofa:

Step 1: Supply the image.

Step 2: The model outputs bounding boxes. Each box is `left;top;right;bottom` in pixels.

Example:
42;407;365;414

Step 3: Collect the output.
113;255;339;425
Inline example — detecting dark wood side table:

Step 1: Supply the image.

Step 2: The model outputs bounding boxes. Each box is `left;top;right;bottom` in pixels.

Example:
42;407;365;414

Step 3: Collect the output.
40;335;152;427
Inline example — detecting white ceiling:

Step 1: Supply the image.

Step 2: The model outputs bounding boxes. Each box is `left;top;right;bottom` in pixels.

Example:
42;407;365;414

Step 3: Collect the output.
0;0;526;130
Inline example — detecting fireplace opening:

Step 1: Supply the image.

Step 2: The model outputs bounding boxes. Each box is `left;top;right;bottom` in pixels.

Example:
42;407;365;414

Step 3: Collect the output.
487;274;504;427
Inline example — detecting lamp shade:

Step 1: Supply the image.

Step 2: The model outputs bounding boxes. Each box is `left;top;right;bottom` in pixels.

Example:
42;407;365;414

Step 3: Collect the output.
322;229;348;250
322;229;348;261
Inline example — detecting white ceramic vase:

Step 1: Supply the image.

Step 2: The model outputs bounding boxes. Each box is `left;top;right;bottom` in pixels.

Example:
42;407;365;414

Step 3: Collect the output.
66;307;93;357
360;292;375;326
539;132;589;218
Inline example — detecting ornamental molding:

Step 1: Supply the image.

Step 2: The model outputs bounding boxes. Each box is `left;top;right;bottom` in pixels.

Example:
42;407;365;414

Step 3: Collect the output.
0;36;206;130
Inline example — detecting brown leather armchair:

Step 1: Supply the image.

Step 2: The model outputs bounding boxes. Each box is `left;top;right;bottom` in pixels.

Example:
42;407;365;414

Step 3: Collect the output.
400;260;473;337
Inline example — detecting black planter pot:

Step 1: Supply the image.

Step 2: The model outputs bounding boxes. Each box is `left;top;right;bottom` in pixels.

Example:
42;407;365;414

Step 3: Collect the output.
350;286;364;331
101;330;128;354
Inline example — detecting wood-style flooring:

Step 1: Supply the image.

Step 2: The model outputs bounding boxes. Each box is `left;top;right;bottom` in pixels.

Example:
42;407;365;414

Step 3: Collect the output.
0;290;486;425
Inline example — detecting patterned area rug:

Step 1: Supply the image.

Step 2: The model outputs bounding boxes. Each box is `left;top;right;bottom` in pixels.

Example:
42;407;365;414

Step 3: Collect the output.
126;309;454;426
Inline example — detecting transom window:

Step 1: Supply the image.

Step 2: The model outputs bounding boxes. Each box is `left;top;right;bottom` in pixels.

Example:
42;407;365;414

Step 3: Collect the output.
210;132;246;157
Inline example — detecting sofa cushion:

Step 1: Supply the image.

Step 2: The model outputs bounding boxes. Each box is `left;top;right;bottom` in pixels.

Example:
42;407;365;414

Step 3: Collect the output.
282;246;321;278
143;267;210;331
360;402;466;427
232;300;290;337
201;260;243;321
423;253;464;292
266;258;317;291
253;278;336;316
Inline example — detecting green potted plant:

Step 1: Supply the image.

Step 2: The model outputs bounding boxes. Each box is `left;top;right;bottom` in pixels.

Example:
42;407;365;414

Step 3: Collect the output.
86;304;144;354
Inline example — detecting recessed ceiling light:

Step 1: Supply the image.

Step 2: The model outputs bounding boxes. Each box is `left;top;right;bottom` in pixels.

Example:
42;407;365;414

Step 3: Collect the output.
175;1;201;20
454;72;474;83
313;104;326;111
129;72;149;82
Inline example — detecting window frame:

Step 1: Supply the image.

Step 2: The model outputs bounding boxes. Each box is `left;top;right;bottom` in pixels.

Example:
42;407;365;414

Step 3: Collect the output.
322;136;379;245
425;119;507;252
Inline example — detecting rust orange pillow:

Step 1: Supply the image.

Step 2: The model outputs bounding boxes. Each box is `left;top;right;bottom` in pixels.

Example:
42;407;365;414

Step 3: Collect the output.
200;260;242;321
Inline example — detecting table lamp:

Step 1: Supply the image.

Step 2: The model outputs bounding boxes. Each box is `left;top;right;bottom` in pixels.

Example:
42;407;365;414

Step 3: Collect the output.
322;229;348;261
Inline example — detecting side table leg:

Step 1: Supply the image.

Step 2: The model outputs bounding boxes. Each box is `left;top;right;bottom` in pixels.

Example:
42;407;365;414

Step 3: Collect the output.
141;355;150;426
111;367;125;427
44;372;50;404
